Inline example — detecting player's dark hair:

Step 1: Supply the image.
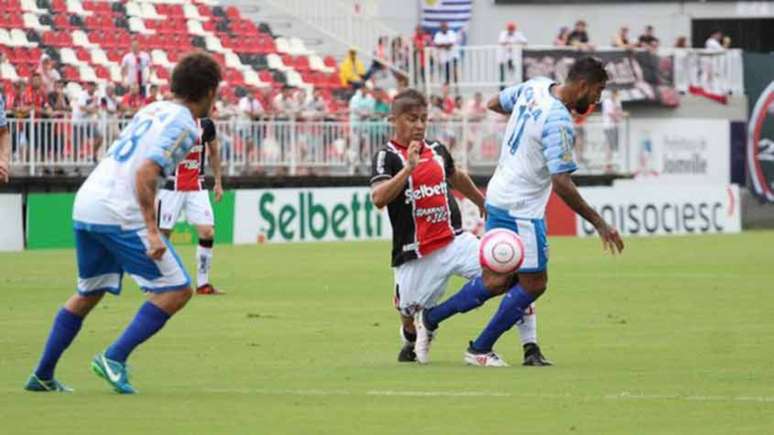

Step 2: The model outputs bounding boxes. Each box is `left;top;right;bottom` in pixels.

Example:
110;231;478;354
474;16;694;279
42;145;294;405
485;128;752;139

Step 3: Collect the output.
171;52;222;103
391;89;427;116
566;56;608;85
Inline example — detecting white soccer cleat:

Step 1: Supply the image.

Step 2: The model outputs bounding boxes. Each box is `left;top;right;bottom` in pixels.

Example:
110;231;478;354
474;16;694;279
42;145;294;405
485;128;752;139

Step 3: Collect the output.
464;344;509;368
413;310;436;364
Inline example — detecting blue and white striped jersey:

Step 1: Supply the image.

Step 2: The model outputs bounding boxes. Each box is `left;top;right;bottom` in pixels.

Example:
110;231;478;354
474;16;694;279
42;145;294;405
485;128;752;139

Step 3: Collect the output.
486;77;577;219
73;101;198;231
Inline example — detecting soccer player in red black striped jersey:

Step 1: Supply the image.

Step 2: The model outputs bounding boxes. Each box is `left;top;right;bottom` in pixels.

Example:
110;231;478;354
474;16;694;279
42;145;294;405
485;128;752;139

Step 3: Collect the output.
157;118;225;295
371;89;523;364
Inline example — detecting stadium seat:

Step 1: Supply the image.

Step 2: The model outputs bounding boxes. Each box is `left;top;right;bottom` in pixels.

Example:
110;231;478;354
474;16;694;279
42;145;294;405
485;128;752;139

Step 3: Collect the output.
0;29;11;47
150;49;173;69
140;3;164;20
79;64;98;82
0;61;20;81
24;13;51;32
125;1;142;17
59;47;80;66
187;19;206;36
288;37;310;56
10;28;36;47
128;16;154;34
274;37;291;55
309;54;335;74
72;29;96;48
183;3;206;21
21;0;45;14
90;47;110;66
66;0;92;16
205;34;225;53
109;63;121;82
267;53;289;71
75;47;90;62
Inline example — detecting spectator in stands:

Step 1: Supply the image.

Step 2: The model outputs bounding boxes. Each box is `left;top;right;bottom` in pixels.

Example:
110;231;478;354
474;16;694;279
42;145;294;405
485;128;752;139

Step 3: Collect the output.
369;61;398;92
440;83;455;115
412;25;431;84
100;84;120;117
373;88;390;118
374;36;389;64
554;27;570;47
612;26;634;49
465;92;488;121
602;89;624;172
0;92;8;183
498;21;527;90
390;36;410;72
301;89;329;120
348;86;375;123
48;80;70;115
21;73;51;118
428;95;445;121
674;36;688;48
144;84;161;105
72;81;99;160
121;40;150;97
433;21;460;85
339;48;366;90
239;90;265;120
567;20;593;50
273;86;300;119
37;55;61;95
6;81;25;117
120;84;144;116
705;30;724;50
638;25;659;49
722;35;732;49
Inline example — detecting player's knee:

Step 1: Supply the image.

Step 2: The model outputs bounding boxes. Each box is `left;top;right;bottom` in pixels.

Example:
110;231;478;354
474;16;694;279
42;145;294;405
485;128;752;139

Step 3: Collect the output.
65;292;104;317
198;226;215;242
481;271;513;295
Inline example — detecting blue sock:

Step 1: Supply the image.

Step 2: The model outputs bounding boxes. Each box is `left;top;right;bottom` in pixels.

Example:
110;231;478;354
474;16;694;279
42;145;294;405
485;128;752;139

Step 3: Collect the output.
34;308;84;380
105;302;171;363
471;284;536;352
425;277;493;329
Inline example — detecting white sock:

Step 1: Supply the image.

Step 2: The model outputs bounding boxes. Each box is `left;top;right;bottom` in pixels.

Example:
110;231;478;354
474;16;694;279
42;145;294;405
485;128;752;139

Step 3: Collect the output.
196;244;213;287
516;303;538;345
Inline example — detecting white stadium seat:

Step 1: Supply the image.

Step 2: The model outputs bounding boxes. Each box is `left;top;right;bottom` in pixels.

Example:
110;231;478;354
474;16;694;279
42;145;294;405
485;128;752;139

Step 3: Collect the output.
274;37;290;54
242;69;270;89
11;29;36;48
267;53;288;71
79;65;99;83
109;64;122;82
183;3;207;21
204;34;225;53
288;38;310;56
308;54;334;74
151;49;173;69
22;0;45;14
129;17;154;34
24;13;50;32
59;48;81;66
1;61;20;82
90;48;111;66
187;19;206;36
141;3;164;20
67;0;92;16
125;1;142;17
0;29;11;47
73;30;96;49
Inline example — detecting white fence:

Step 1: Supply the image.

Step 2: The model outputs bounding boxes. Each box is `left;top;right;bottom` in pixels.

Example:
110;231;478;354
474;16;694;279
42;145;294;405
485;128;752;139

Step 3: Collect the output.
5;116;630;177
420;45;744;97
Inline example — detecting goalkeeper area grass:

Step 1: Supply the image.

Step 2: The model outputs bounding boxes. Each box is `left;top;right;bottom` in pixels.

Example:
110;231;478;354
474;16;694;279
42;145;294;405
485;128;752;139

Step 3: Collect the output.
1;232;772;434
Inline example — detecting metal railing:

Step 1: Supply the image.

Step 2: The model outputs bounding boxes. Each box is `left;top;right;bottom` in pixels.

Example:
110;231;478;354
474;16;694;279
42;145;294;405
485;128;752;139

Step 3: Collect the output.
5;115;630;177
420;45;744;97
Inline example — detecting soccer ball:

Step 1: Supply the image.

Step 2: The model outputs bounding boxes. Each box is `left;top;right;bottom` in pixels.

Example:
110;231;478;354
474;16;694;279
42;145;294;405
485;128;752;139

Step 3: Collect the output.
479;229;525;274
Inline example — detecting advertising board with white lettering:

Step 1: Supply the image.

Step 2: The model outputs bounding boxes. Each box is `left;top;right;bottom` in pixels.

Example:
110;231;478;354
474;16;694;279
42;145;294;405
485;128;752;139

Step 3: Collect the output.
628;119;730;184
234;188;391;244
576;184;741;237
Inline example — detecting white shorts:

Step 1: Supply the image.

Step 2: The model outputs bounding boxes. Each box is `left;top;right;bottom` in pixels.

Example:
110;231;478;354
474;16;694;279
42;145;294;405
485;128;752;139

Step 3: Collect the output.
393;232;481;317
157;189;214;230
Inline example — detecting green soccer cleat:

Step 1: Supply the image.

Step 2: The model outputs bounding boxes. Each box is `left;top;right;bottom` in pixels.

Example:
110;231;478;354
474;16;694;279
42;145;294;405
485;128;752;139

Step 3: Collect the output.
24;374;73;392
91;353;136;394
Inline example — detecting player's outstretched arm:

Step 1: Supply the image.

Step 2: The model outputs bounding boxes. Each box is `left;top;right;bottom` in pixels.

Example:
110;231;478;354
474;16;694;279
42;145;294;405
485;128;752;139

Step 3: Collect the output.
551;173;624;254
449;169;485;216
207;137;223;202
371;141;421;209
136;160;167;260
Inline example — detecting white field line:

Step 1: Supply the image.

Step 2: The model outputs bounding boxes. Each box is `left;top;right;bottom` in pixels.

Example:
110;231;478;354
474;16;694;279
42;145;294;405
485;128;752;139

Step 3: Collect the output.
193;388;774;403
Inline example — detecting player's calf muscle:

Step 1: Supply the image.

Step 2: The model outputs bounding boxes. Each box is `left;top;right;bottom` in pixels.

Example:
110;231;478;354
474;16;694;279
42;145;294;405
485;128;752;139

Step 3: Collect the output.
64;293;104;317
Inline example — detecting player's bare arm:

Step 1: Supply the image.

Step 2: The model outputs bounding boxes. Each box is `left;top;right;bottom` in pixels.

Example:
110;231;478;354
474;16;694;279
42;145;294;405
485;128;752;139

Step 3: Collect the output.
207;137;223;202
448;169;485;216
551;172;624;254
371;141;421;208
136;160;166;260
486;95;510;115
0;126;10;183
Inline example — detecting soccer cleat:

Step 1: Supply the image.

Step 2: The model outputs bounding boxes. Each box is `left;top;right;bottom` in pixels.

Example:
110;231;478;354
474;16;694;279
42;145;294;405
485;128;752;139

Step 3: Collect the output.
464;342;509;367
24;374;73;392
398;326;416;362
523;342;553;367
413;310;436;364
196;284;225;295
91;353;136;394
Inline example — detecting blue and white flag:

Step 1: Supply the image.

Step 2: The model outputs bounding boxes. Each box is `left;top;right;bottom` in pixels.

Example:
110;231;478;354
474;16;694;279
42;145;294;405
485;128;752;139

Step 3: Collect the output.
420;0;472;30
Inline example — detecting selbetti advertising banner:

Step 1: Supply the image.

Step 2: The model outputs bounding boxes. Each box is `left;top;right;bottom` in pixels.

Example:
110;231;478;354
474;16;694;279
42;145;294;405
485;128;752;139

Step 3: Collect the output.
233;188;391;244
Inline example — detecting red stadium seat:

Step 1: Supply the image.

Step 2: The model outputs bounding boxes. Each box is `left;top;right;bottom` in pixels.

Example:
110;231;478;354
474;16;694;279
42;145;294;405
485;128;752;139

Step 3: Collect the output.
76;47;90;62
95;65;109;80
226;6;241;20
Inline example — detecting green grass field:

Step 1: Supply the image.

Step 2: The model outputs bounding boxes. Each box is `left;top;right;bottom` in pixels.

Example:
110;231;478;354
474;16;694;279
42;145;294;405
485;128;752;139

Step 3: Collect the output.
1;233;773;434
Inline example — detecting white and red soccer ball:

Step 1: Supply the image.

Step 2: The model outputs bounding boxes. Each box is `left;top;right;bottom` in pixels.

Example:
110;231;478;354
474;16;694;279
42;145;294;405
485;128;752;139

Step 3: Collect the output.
479;229;525;274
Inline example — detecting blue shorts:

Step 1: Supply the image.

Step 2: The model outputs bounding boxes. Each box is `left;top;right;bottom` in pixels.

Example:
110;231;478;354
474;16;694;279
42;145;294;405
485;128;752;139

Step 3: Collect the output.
485;204;548;273
74;221;191;295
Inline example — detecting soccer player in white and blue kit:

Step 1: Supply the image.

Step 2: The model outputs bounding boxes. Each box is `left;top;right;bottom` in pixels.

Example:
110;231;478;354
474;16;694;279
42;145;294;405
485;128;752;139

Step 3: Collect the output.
465;57;625;365
25;53;222;393
417;58;624;366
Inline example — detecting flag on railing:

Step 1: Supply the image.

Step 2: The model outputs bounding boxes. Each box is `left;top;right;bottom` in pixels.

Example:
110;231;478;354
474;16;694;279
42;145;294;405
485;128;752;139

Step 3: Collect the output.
420;0;472;30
